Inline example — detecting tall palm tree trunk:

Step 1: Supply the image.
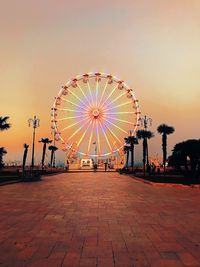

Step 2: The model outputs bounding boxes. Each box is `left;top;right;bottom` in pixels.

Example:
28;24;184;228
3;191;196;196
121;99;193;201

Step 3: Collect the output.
131;143;134;173
39;138;52;169
162;133;167;175
41;143;46;169
126;150;129;168
158;124;174;176
50;151;54;167
146;140;149;166
31;127;36;169
137;129;154;177
22;147;28;174
143;138;147;176
48;145;58;170
0;147;7;168
53;153;56;168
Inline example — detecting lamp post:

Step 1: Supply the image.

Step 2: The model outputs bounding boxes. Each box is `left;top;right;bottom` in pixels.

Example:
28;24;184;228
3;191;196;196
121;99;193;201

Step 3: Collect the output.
93;141;97;171
28;115;40;169
139;115;152;130
138;115;152;167
128;130;138;173
53;130;56;168
95;145;97;168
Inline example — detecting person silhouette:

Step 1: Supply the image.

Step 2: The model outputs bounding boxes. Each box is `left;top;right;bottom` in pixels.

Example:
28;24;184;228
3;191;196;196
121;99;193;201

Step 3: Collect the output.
104;161;108;171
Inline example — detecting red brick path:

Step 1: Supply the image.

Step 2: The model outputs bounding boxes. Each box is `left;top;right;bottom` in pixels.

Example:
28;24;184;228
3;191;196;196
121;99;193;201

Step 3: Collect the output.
0;172;200;267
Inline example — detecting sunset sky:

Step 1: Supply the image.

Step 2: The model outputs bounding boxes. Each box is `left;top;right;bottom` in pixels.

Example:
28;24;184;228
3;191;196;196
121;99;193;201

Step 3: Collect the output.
1;0;200;164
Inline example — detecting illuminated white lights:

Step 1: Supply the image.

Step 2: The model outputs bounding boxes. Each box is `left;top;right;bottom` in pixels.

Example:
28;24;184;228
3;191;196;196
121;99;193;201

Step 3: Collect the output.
52;72;140;157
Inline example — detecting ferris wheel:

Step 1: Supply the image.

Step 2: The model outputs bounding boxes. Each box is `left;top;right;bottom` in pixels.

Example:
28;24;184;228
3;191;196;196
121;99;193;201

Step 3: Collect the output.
51;72;140;158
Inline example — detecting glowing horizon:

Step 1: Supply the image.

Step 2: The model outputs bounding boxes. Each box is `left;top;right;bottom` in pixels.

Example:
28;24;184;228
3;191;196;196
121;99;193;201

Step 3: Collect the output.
1;0;200;164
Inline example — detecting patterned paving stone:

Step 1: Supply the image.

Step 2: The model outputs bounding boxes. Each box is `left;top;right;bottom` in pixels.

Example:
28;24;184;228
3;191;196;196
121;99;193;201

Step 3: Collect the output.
0;172;200;266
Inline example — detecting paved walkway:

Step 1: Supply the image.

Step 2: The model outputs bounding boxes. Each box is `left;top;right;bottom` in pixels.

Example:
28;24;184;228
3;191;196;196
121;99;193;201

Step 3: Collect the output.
0;172;200;267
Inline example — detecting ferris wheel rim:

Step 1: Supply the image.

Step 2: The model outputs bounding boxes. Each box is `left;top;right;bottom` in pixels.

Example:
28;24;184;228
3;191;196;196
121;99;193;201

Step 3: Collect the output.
51;71;140;158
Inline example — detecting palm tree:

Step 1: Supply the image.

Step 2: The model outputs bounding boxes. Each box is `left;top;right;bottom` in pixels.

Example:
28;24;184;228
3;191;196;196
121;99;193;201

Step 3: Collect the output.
124;135;138;172
157;124;175;174
145;132;154;166
0;147;7;168
0;116;10;168
48;145;58;168
136;130;154;176
124;145;130;169
22;144;29;174
0;116;11;131
39;138;52;169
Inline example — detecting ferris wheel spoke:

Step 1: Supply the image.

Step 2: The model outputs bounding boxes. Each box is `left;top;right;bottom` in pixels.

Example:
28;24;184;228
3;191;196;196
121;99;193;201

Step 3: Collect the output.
105;91;127;108
95;80;99;106
87;121;95;155
106;101;133;112
99;80;108;106
87;81;95;106
100;84;118;109
61;117;89;132
103;118;129;135
96;120;101;155
77;120;93;147
57;114;86;121
76;82;92;108
67;118;91;142
67;88;88;109
61;97;88;111
103;121;122;144
99;120;112;152
106;111;136;115
104;115;135;125
57;108;86;113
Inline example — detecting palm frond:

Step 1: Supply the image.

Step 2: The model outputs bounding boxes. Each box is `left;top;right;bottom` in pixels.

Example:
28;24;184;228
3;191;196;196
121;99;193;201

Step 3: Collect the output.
157;124;175;135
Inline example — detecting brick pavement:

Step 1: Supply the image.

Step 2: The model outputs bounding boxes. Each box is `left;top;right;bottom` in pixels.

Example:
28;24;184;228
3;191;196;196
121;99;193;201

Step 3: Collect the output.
0;172;200;267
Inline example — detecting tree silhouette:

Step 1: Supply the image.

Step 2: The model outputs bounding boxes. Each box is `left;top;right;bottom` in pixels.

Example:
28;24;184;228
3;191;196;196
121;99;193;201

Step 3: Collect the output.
136;130;154;176
0;147;7;168
124;144;131;169
171;139;200;178
22;144;29;173
0;116;11;168
48;145;58;168
157;124;175;174
170;142;188;171
124;135;138;172
0;116;11;131
39;138;52;169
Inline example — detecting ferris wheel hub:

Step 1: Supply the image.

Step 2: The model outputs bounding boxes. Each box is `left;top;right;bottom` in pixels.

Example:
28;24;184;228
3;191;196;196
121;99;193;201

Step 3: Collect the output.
92;109;100;118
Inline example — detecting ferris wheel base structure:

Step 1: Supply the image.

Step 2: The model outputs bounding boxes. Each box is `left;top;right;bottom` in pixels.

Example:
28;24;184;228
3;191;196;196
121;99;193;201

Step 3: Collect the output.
51;72;140;164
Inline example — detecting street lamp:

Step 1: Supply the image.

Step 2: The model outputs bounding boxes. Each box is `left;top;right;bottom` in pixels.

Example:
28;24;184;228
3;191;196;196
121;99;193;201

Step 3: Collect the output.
53;130;56;168
28;115;40;169
139;115;152;130
127;130;138;173
93;141;97;170
138;115;153;168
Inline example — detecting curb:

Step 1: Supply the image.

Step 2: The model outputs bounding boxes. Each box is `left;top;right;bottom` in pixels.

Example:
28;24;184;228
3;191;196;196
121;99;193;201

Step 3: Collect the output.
0;179;22;186
130;175;200;189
